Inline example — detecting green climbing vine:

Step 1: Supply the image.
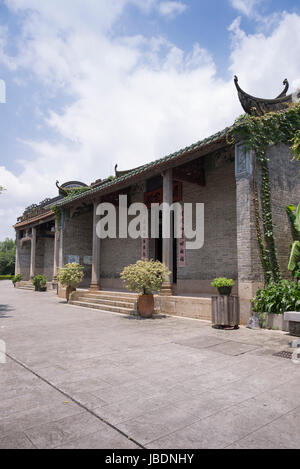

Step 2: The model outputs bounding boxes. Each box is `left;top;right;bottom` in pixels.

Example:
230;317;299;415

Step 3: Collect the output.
51;205;61;231
253;180;272;285
232;103;300;285
64;186;92;200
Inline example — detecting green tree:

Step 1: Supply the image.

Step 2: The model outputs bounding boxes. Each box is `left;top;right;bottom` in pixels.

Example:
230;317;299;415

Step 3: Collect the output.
287;204;300;278
0;238;16;275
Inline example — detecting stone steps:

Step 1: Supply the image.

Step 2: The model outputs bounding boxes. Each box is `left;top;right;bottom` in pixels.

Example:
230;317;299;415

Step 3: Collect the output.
75;296;136;309
69;290;138;316
82;293;137;302
17;281;35;291
84;291;138;300
70;300;137;316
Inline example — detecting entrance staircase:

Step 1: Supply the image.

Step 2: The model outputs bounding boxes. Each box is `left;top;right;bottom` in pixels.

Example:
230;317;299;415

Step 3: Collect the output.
69;290;139;316
17;281;35;291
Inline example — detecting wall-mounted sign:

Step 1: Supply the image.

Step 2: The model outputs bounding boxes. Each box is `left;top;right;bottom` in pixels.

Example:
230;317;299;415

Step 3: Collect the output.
141;238;149;260
83;256;93;265
178;206;185;267
68;255;80;264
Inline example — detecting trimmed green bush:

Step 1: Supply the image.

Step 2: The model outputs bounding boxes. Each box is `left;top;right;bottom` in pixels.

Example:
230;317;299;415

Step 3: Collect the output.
12;274;23;286
252;280;300;315
57;263;84;288
121;260;171;295
32;275;47;291
211;278;235;288
0;275;13;280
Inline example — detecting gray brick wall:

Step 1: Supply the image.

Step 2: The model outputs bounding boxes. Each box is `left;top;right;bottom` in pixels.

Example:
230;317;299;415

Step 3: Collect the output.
18;241;30;280
34;237;55;281
43;238;55;281
63;208;93;287
178;155;238;283
100;191;143;281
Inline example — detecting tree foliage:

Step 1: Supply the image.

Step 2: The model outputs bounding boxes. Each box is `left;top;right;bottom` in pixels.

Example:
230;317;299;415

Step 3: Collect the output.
287;204;300;277
0;238;16;275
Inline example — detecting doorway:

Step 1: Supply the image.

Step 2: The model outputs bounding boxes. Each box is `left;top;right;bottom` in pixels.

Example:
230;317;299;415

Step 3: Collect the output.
155;212;177;284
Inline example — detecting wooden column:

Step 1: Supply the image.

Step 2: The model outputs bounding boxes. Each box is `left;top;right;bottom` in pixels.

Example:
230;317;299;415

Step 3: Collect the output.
52;219;59;282
161;169;173;296
30;227;36;279
90;200;101;290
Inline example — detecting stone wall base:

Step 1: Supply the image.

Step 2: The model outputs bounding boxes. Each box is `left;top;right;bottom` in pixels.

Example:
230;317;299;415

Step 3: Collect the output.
261;313;289;332
238;281;263;325
155;295;212;321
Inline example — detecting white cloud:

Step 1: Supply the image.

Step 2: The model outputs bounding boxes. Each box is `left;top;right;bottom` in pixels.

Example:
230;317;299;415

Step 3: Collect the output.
1;3;300;240
158;1;187;18
229;12;300;95
230;0;261;17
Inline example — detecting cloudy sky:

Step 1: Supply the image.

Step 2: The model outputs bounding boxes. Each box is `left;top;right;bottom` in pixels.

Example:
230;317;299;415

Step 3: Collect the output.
0;0;300;239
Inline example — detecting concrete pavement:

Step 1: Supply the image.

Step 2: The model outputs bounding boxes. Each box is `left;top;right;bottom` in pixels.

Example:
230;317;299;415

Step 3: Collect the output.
0;280;299;449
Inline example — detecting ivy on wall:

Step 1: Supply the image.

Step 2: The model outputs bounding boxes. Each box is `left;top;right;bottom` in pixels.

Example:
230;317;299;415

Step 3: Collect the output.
51;205;61;231
231;103;300;285
64;186;92;199
51;187;92;230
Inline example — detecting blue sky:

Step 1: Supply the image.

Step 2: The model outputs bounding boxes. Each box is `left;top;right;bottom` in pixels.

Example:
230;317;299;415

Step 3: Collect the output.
0;0;300;239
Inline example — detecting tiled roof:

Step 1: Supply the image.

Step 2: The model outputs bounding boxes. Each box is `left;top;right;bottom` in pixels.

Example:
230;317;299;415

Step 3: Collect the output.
55;126;231;207
14;210;55;229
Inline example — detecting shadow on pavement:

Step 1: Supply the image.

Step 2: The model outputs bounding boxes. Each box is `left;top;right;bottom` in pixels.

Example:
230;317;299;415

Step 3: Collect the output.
0;304;14;318
123;314;167;321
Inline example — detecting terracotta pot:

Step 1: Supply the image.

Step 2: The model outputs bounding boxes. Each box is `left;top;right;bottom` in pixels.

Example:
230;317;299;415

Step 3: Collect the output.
138;294;154;318
66;286;76;302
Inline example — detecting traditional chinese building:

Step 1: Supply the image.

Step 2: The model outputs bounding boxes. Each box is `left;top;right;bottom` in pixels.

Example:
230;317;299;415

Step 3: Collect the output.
14;78;300;324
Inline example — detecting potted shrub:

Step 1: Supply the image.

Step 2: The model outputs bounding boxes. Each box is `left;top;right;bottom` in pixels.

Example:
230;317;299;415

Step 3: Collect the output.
12;274;23;288
211;278;235;296
251;280;300;331
32;275;47;292
121;260;170;318
57;263;84;302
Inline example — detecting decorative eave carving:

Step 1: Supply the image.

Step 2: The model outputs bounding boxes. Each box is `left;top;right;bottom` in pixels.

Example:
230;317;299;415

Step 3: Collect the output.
234;76;300;116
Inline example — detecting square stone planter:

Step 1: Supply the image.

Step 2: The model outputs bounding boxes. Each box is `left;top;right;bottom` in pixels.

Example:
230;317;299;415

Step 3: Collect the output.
284;312;300;337
260;313;289;332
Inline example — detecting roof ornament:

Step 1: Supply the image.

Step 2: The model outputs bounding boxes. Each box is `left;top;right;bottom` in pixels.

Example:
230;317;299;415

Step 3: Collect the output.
234;75;299;116
56;180;68;197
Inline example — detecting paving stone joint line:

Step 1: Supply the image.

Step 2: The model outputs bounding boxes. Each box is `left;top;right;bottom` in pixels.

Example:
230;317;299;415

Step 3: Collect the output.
4;351;146;450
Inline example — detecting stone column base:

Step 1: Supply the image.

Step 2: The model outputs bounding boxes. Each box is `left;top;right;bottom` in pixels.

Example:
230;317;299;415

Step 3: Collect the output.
160;283;173;296
90;282;101;291
238;281;263;325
